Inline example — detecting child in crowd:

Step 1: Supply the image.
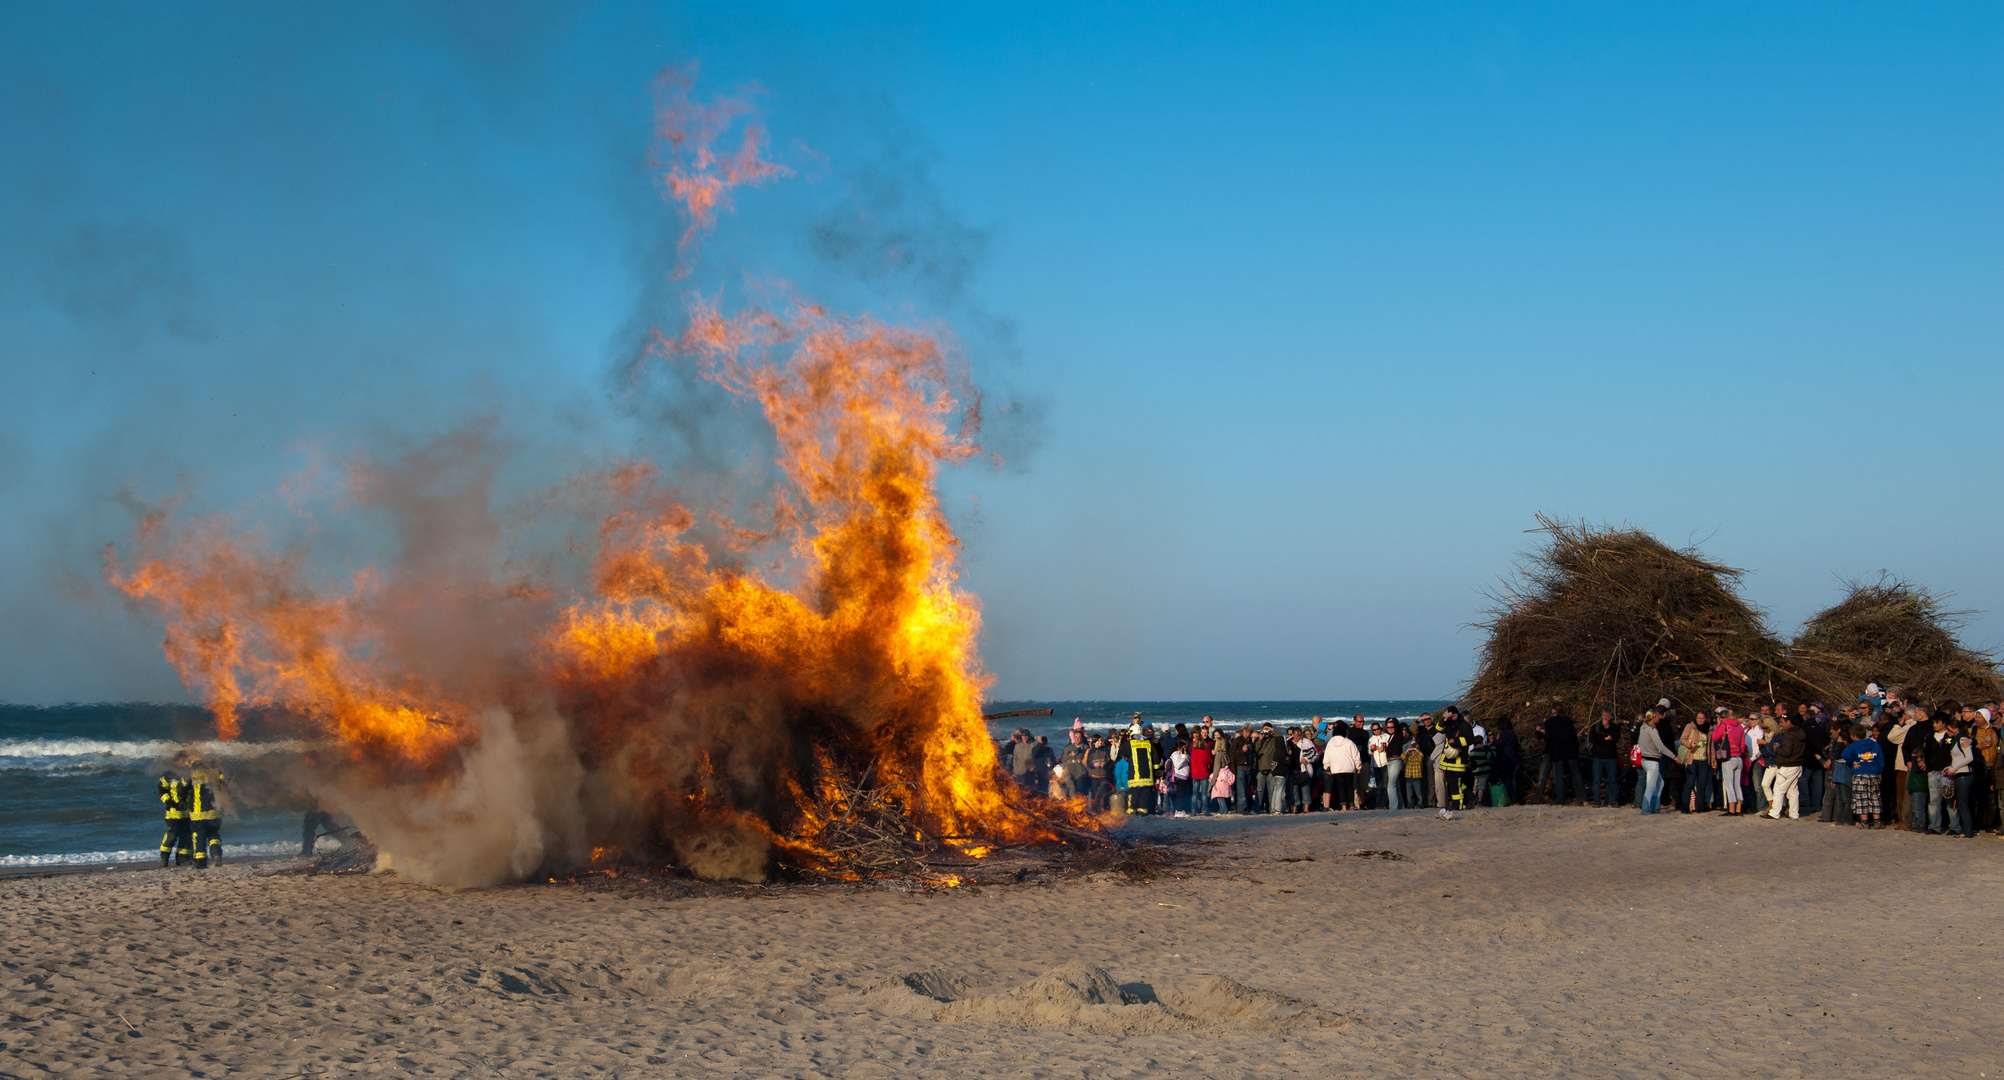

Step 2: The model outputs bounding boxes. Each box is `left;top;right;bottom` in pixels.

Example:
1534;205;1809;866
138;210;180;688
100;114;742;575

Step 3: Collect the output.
1401;743;1425;808
1821;725;1852;825
1841;722;1883;827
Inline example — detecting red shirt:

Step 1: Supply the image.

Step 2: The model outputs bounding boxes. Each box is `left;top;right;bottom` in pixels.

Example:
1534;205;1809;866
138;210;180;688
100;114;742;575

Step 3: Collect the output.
1190;745;1213;781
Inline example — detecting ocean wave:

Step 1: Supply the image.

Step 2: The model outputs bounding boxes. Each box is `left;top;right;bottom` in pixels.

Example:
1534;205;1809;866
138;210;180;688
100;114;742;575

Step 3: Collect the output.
0;840;306;868
0;738;304;765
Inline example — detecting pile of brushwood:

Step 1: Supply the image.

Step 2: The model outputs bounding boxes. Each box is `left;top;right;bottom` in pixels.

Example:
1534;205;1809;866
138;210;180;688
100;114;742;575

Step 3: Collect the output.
1465;517;1805;734
1789;577;2004;706
1466;518;2004;742
770;768;1136;890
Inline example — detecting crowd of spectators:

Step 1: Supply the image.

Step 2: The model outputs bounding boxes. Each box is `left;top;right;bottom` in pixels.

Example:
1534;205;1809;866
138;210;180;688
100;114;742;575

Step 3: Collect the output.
995;687;2000;838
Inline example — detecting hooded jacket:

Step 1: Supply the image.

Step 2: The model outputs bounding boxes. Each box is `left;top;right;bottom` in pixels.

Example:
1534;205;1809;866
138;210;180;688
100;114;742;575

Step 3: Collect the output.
1323;735;1363;775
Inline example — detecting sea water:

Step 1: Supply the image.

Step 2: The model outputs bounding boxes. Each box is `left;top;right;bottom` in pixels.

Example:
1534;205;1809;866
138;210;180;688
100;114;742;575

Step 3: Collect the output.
2;699;1450;866
982;700;1451;741
0;705;305;868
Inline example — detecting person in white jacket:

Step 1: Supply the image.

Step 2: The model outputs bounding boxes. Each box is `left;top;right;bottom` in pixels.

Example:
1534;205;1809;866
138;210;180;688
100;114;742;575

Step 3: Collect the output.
1323;731;1363;812
1368;725;1396;810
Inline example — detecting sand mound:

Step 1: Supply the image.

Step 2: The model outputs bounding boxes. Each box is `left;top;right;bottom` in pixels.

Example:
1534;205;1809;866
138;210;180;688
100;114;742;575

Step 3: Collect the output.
861;962;1343;1034
1169;975;1328;1029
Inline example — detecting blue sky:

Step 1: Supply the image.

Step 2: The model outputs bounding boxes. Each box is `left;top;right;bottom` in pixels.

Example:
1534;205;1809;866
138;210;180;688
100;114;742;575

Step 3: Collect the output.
3;2;1999;703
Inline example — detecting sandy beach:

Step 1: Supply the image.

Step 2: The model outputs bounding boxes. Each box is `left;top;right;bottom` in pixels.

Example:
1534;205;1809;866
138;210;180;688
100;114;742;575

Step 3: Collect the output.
4;807;1997;1078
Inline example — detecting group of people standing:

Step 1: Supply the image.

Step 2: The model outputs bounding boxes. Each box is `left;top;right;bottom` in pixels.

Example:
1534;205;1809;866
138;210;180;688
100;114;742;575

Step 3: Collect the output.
1627;689;2000;837
155;750;230;868
999;687;2003;840
1001;709;1500;817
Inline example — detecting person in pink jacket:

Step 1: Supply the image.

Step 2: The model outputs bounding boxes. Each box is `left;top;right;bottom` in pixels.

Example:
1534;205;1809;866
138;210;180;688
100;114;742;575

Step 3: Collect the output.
1711;712;1750;816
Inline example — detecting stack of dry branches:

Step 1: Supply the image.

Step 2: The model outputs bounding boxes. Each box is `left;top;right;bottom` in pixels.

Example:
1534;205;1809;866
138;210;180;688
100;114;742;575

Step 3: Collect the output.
779;767;1120;887
1789;576;2003;706
805;771;938;881
1465;516;1804;733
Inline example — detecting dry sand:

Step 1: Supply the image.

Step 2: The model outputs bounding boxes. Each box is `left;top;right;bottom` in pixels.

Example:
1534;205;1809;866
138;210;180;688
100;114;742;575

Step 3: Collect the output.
4;806;1999;1078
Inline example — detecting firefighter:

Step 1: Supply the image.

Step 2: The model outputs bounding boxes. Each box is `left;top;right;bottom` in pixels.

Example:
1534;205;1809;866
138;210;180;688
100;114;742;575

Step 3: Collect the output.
1125;722;1158;815
188;758;229;868
157;751;194;867
1439;722;1474;810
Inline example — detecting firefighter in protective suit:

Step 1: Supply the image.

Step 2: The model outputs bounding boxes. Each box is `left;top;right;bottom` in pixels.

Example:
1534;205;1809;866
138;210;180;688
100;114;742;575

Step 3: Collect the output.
1125;723;1158;816
188;760;230;868
158;751;194;867
1439;723;1474;811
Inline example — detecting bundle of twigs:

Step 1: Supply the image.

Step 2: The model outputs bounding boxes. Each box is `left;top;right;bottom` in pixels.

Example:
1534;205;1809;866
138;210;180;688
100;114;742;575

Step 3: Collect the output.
805;771;938;881
1789;576;2003;706
1465;516;1807;736
300;831;376;876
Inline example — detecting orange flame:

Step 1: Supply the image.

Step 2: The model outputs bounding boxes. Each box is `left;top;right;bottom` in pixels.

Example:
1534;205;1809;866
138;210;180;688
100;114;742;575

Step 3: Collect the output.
101;65;1083;883
649;62;790;261
104;511;465;757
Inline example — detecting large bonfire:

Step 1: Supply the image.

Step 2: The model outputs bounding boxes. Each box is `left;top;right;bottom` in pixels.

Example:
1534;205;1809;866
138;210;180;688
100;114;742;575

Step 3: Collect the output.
104;66;1074;887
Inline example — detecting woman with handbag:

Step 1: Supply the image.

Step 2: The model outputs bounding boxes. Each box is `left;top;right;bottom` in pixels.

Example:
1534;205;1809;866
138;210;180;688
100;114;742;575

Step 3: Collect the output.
1711;711;1749;816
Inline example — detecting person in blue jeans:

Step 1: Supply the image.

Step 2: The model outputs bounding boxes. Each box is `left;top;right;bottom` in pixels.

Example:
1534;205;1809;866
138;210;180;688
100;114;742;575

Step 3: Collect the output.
1634;710;1676;814
1585;709;1621;807
1949;723;1977;837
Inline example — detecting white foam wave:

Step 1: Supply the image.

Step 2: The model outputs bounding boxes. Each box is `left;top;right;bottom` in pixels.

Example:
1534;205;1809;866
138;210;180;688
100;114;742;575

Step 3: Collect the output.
0;738;304;764
0;841;305;868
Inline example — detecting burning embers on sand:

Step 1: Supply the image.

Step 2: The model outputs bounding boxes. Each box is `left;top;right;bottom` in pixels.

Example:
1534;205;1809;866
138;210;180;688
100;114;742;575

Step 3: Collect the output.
104;65;1093;887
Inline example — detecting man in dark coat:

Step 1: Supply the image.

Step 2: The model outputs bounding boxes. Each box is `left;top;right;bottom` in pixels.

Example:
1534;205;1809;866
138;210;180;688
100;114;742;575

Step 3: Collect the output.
1586;708;1621;807
1540;705;1583;805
